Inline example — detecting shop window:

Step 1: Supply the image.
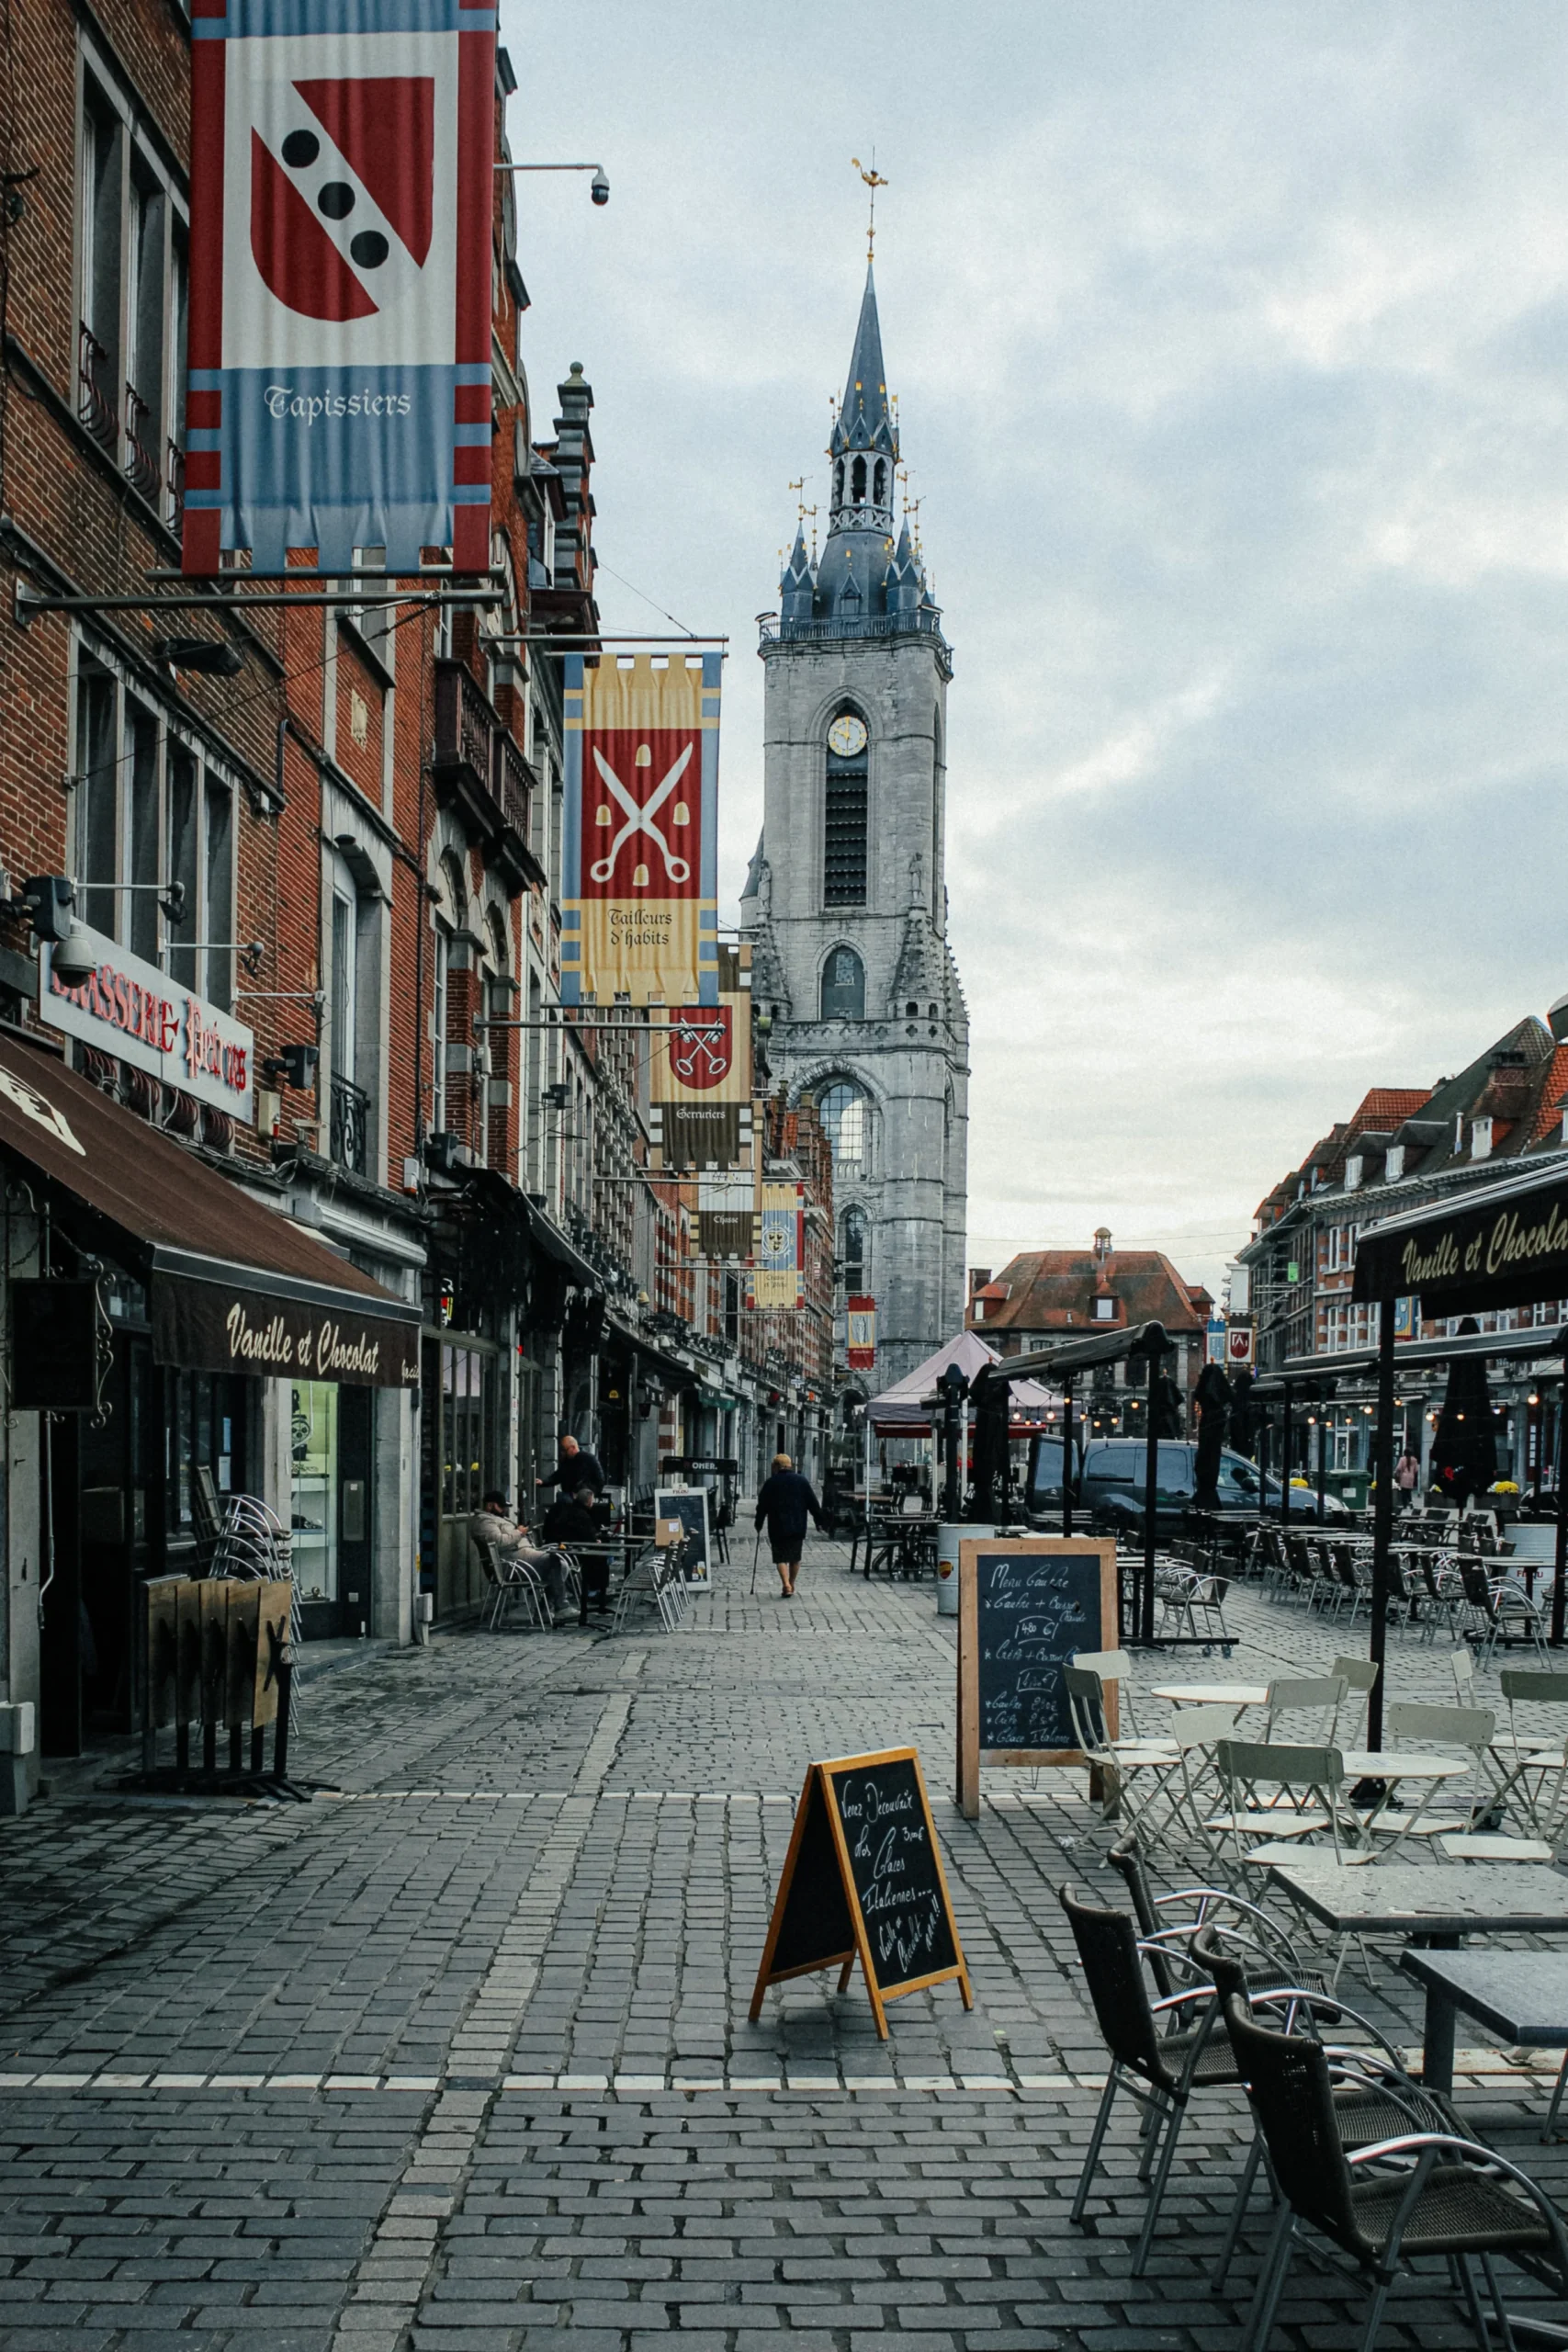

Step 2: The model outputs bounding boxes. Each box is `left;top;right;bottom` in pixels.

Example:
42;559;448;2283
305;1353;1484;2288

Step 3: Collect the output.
291;1380;339;1603
167;1370;248;1536
443;1343;491;1521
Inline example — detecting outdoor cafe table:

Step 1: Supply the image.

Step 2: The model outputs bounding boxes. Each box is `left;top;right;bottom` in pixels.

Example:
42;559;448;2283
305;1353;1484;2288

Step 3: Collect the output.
1151;1681;1269;1709
1398;1948;1568;2105
571;1535;640;1627
1336;1749;1472;1849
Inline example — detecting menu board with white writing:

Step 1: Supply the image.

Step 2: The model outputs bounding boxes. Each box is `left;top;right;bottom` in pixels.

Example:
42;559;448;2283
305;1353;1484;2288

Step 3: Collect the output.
826;1756;960;1994
975;1548;1103;1752
956;1537;1118;1817
750;1746;971;2038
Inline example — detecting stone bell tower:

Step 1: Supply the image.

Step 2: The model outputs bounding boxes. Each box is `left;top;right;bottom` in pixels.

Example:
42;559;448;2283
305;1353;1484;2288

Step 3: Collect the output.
740;265;968;1388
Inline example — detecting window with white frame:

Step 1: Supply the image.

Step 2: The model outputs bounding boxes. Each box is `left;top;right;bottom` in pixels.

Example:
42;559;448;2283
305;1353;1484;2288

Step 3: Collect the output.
73;651;236;1007
77;51;189;529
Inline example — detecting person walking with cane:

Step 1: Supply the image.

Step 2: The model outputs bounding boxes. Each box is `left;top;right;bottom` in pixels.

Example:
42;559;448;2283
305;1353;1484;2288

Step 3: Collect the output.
754;1453;826;1600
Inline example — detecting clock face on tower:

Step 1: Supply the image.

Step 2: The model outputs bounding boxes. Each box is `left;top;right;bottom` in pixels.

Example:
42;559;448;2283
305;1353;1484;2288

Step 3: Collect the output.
827;713;868;759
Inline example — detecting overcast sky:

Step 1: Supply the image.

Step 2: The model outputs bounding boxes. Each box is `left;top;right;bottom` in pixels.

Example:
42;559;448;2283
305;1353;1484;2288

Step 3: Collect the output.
499;1;1568;1299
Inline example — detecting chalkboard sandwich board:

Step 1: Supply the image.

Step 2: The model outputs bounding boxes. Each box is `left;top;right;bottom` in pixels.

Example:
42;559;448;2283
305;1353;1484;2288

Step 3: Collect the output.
957;1537;1118;1819
749;1746;972;2040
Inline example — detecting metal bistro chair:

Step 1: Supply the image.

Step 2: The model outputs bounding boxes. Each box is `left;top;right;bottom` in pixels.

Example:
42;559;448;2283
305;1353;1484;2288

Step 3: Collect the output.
1224;1991;1568;2352
1262;1676;1348;1747
1063;1664;1179;1841
1364;1702;1491;1855
1191;1917;1460;2297
474;1536;550;1633
1486;1668;1568;1839
1460;1562;1549;1666
1060;1884;1249;2276
1107;1835;1325;2004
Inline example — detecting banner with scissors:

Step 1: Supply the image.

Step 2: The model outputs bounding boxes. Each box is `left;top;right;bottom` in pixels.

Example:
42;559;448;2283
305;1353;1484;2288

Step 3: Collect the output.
560;651;722;1006
651;942;752;1170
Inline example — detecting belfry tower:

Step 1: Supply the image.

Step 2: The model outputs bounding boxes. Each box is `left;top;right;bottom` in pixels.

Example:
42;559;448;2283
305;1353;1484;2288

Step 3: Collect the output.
740;265;969;1389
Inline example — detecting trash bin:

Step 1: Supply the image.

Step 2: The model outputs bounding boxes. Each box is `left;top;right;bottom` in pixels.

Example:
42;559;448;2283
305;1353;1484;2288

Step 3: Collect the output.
937;1524;994;1617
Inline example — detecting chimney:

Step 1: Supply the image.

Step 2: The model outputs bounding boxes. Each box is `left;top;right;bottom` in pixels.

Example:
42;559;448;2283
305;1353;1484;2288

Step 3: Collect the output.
1092;1227;1112;1265
969;1268;991;1295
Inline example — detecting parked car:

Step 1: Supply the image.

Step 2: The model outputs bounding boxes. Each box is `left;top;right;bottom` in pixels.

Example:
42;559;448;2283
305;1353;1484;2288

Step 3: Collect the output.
1023;1435;1349;1539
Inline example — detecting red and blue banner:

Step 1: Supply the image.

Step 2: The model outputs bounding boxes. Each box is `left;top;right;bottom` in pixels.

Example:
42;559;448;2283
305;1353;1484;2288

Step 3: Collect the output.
183;0;495;575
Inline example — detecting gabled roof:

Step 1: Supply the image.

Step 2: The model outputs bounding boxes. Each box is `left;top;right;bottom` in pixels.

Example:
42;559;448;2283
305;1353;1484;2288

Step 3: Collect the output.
968;1246;1209;1338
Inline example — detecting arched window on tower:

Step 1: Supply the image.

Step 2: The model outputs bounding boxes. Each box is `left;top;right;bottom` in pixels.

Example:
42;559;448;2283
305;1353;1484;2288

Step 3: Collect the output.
852;455;867;503
874;459;886;505
823;708;868;906
818;1080;868;1178
834;459;844;506
840;1204;868;1293
820;944;864;1022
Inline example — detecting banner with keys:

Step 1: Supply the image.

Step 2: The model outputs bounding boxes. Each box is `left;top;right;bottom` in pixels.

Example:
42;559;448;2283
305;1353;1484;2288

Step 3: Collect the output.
561;651;722;1006
651;943;752;1171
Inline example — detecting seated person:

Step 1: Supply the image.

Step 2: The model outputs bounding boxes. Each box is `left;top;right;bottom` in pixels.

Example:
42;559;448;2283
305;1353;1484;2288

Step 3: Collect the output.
542;1483;610;1614
469;1488;570;1617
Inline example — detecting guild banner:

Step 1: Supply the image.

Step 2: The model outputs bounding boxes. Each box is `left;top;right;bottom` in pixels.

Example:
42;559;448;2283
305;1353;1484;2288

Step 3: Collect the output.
847;1296;876;1370
652;942;751;1169
183;0;496;574
562;652;721;1006
695;1170;754;1261
749;1182;804;1311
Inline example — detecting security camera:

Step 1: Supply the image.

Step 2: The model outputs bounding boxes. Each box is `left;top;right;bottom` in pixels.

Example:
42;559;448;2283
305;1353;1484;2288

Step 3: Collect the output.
50;923;96;988
590;169;609;207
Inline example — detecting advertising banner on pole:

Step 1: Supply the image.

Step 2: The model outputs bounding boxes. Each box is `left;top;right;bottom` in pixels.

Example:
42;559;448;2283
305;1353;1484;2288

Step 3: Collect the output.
652;943;751;1170
695;1172;754;1261
183;0;496;575
561;652;721;1007
749;1182;804;1311
847;1296;876;1369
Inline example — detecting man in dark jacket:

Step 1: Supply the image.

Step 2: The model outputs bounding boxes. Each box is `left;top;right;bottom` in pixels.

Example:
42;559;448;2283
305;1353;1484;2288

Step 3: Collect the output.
543;1482;610;1620
754;1453;826;1599
538;1431;607;1500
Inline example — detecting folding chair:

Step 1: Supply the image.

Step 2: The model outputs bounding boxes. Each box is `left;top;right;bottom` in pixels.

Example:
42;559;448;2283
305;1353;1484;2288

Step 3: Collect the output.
1263;1676;1347;1747
1363;1702;1490;1854
1330;1657;1380;1745
1063;1664;1179;1841
1212;1738;1363;1871
1487;1668;1568;1837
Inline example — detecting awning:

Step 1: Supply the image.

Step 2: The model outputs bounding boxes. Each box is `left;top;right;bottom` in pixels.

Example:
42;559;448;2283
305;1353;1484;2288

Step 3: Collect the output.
974;1317;1175;1384
1354;1162;1568;1317
0;1035;419;1386
1254;1324;1568;1395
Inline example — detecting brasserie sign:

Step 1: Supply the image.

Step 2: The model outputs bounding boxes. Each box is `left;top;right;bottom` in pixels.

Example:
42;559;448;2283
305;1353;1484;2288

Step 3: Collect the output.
1355;1173;1568;1317
42;924;253;1119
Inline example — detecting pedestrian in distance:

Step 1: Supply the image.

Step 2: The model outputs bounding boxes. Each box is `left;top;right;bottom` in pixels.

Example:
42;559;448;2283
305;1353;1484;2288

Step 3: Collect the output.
469;1489;571;1618
538;1430;607;1498
1394;1445;1421;1511
543;1482;611;1618
754;1453;826;1600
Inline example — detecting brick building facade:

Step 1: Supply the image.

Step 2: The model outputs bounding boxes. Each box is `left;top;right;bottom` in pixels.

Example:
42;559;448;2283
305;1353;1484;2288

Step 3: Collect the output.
0;2;832;1802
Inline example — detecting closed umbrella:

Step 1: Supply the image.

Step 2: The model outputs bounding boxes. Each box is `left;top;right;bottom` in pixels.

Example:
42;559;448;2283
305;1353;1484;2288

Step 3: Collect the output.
1432;1317;1498;1509
1193;1363;1232;1509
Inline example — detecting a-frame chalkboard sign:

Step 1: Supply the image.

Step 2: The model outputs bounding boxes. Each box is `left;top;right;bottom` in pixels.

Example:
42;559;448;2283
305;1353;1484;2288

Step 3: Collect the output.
749;1747;973;2040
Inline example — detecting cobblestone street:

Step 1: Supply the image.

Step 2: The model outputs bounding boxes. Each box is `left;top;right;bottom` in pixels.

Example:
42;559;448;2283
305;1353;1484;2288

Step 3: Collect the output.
4;1543;1568;2350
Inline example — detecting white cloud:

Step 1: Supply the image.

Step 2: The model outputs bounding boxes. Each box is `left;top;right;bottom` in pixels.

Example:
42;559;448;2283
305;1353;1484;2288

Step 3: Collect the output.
501;0;1568;1303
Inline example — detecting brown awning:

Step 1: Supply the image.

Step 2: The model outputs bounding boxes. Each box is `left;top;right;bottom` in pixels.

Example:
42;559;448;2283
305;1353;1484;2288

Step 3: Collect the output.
0;1034;419;1387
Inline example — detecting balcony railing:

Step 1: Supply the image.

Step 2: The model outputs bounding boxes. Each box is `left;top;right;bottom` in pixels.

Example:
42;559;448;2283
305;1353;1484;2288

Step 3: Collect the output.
493;725;534;845
433;659;541;878
433;658;494;786
77;322;117;451
124;380;160;503
330;1074;369;1176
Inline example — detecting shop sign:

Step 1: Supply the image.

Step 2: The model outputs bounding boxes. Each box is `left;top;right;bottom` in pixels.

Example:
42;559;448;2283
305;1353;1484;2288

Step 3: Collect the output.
1224;1324;1255;1366
152;1276;419;1388
1356;1172;1568;1317
42;924;254;1118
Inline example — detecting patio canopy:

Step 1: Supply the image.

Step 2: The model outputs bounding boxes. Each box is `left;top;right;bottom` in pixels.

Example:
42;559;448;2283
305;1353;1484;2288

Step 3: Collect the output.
866;1329;1057;1433
1252;1323;1568;1395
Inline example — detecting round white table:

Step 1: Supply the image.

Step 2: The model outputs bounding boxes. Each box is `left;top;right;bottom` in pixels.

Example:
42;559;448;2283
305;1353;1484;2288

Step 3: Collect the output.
1151;1682;1269;1709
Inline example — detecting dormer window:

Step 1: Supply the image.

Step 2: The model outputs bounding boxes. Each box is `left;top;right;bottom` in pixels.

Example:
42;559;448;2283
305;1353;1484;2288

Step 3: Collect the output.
1384;1145;1404;1182
1094;1296;1115;1322
1472;1116;1493;1161
1344;1155;1363;1192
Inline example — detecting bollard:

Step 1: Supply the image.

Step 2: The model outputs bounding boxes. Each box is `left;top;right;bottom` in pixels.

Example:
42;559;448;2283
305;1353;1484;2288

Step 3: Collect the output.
273;1643;293;1783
